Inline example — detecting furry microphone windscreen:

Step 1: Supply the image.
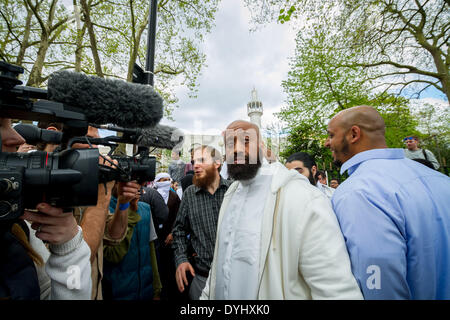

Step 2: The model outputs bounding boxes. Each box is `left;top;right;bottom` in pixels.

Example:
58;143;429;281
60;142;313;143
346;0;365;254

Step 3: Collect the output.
137;124;185;150
47;71;164;128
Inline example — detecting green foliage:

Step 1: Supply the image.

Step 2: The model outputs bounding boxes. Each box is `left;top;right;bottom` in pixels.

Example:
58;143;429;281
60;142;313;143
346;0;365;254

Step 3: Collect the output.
0;0;71;79
412;103;450;173
277;28;365;169
278;5;296;24
245;0;450;101
378;97;420;148
277;27;425;176
246;0;448;177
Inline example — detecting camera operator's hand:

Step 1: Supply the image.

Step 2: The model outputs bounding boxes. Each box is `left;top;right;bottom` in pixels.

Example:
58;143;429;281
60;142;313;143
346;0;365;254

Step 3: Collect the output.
98;155;118;205
21;203;78;245
106;181;141;240
17;143;36;153
117;181;141;205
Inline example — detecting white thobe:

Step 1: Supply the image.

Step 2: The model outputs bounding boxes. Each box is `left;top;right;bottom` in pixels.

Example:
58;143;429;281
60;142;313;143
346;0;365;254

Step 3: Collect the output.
316;181;334;199
220;161;228;179
214;165;273;299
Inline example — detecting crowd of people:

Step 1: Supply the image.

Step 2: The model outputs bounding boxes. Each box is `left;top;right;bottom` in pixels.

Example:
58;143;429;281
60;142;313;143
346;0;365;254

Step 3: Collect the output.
0;104;449;300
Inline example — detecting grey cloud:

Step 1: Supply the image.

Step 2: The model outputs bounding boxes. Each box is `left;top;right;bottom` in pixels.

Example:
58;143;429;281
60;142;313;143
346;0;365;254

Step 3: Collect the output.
166;0;296;134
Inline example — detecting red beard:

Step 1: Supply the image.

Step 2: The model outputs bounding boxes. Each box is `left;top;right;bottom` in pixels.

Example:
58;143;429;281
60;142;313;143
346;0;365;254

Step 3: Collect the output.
192;164;217;189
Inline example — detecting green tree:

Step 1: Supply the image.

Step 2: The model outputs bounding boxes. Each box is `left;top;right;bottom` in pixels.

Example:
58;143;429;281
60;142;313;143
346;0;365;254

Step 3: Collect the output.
0;0;73;87
276;28;421;177
245;0;450;102
412;102;450;173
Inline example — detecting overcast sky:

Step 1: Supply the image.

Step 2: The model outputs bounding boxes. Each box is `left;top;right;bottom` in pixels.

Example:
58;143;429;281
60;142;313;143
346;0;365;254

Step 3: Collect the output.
158;0;296;136
58;0;296;138
59;0;447;138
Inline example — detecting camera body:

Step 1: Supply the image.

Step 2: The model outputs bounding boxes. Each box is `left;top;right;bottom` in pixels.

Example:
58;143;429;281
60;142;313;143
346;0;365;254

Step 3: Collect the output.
111;153;156;184
68;134;156;185
0;167;24;220
1;61;162;220
0;149;99;220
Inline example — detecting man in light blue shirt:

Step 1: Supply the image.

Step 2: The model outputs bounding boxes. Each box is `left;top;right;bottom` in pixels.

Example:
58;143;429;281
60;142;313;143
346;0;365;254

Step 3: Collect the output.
325;105;450;300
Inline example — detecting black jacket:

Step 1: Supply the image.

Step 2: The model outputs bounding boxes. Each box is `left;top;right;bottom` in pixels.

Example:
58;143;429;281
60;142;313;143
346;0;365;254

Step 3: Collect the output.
140;187;169;231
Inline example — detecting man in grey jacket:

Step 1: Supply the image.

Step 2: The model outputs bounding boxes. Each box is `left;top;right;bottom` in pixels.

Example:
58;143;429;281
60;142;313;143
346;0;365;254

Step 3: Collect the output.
403;135;440;170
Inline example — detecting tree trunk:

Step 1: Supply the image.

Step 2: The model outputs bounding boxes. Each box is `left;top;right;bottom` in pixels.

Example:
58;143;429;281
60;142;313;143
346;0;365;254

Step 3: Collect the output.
440;75;450;103
73;0;85;72
26;33;49;87
126;7;149;82
25;0;55;87
127;43;139;82
415;28;450;102
436;64;450;103
74;24;86;72
429;49;450;102
16;5;33;66
80;0;103;77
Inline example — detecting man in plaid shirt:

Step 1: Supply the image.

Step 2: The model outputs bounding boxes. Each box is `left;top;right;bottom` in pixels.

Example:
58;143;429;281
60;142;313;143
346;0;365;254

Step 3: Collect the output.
172;145;231;300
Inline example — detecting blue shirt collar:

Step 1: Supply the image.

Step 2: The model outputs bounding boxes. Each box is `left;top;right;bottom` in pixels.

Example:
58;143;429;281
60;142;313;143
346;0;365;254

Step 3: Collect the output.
341;148;405;176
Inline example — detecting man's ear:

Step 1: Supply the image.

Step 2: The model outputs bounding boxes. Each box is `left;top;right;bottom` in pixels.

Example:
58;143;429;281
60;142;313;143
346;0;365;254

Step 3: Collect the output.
349;125;361;144
259;139;267;159
311;165;317;177
259;139;266;150
214;160;221;170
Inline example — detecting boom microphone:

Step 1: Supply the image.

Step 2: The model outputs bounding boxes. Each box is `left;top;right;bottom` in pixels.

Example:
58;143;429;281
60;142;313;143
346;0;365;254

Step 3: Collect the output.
47;71;164;128
137;124;184;150
96;124;184;150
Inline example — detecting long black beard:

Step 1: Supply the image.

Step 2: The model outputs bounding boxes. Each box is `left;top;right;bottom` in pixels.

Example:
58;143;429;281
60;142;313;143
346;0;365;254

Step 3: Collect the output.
227;157;262;181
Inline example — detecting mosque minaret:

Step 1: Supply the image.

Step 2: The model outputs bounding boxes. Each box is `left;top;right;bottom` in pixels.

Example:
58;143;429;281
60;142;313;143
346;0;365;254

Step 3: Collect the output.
247;87;263;128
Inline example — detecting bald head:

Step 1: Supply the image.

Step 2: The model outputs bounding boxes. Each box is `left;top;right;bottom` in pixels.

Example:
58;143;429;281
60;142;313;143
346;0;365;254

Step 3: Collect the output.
326;106;387;165
227;120;260;135
225;120;262;152
332;106;386;139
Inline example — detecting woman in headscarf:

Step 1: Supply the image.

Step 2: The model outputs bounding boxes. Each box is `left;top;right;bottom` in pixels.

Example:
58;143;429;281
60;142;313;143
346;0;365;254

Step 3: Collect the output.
153;173;184;300
154;173;181;242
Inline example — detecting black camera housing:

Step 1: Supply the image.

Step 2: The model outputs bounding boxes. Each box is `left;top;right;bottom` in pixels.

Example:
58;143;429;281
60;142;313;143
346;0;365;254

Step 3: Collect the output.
0;149;99;220
0;61;98;220
69;134;156;185
111;153;156;184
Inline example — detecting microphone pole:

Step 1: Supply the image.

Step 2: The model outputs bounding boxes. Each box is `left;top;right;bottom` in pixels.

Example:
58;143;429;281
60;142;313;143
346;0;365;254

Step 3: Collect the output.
145;0;158;87
132;0;158;155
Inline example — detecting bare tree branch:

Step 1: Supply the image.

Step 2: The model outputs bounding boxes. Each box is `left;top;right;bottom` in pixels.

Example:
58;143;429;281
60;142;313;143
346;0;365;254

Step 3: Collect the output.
25;0;46;35
354;60;440;78
0;10;22;44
